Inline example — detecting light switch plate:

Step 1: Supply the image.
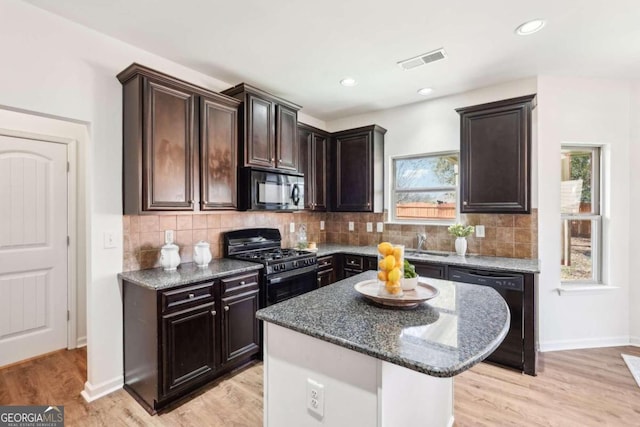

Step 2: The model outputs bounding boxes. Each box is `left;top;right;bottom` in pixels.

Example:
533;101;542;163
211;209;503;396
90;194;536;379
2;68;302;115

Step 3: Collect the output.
320;221;325;231
475;225;485;238
376;222;384;233
366;222;373;232
164;230;174;244
103;231;116;249
290;222;296;233
348;221;354;231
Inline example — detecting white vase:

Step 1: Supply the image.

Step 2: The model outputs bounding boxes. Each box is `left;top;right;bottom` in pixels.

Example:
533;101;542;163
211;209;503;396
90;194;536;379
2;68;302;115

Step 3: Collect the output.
455;237;467;256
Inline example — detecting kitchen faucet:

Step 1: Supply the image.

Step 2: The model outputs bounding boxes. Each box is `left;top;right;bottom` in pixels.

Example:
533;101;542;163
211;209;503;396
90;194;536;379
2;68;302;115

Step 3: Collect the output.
417;233;427;250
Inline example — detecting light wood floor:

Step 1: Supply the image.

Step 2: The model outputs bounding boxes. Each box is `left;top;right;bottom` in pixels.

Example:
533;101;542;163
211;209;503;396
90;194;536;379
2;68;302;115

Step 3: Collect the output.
1;346;639;426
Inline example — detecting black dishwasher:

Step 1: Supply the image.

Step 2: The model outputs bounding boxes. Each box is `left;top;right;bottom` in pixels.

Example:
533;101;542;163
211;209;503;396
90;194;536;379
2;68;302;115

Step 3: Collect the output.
448;266;525;372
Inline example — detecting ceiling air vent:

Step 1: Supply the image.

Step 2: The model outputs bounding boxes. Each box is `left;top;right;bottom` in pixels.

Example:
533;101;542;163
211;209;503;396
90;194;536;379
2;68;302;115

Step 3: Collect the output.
397;48;447;70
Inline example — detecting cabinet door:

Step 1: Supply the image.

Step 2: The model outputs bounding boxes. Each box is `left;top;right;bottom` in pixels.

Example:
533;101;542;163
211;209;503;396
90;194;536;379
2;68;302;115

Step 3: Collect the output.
317;268;335;287
412;261;446;279
200;96;237;210
312;134;328;210
458;95;534;213
161;302;216;397
143;78;195;211
246;93;274;168
221;289;260;367
276;105;298;171
298;127;314;209
334;132;372;211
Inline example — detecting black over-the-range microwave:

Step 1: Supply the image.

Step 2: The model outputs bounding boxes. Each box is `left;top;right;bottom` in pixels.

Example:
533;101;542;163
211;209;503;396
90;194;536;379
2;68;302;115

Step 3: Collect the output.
238;168;304;211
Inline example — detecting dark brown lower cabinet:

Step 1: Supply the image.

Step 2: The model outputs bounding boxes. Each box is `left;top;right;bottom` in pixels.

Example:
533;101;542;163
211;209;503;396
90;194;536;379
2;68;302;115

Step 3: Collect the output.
123;271;260;414
341;254;377;279
162;302;216;396
317;255;336;287
221;289;260;368
411;260;446;279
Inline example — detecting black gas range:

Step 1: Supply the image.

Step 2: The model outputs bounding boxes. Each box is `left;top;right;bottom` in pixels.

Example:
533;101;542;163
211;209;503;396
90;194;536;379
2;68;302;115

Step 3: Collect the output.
224;228;318;306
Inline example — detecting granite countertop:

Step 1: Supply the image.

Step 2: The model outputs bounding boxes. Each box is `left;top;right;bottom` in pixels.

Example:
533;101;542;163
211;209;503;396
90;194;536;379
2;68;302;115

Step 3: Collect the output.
118;259;263;290
313;243;540;274
256;270;509;378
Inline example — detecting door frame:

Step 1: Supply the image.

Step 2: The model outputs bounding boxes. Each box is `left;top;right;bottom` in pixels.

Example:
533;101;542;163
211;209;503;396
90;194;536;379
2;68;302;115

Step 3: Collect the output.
0;127;78;350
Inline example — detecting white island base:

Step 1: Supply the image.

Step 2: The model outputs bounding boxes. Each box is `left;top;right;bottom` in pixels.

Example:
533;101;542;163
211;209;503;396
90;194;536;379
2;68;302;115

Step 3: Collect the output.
264;323;454;427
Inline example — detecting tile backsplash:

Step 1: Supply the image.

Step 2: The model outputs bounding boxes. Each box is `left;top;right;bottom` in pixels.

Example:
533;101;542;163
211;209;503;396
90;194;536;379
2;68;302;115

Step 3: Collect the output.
123;209;537;271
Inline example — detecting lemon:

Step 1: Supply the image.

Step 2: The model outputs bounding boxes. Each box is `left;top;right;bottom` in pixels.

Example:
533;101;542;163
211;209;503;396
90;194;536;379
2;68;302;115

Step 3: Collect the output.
382;255;396;271
387;267;401;283
392;246;403;260
377;242;394;256
377;271;388;281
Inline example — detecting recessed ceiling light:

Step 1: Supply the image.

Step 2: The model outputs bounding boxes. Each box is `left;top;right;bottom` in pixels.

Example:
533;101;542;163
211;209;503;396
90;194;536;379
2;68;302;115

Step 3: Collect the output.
417;88;433;96
515;19;546;35
340;77;357;87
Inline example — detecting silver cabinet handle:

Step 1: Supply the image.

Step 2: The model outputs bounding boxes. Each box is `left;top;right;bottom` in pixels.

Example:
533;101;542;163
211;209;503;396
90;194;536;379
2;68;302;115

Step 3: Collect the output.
211;310;216;316
188;293;195;299
463;201;468;205
224;306;230;312
271;158;275;162
240;281;246;285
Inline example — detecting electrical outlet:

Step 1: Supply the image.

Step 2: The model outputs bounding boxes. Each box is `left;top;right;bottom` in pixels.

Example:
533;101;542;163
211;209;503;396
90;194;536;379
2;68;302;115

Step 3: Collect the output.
475;225;485;238
366;222;373;232
307;378;325;418
164;230;174;244
290;222;296;233
320;221;325;231
348;221;354;231
376;222;384;233
103;232;116;249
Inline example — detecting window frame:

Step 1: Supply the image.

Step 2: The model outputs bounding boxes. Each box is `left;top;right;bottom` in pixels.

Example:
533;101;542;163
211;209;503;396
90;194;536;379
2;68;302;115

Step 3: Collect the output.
390;151;459;225
560;145;603;285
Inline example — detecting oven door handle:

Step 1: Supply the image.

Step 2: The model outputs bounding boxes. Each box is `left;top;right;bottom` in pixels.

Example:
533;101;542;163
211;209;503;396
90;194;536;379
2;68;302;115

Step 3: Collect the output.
268;264;317;284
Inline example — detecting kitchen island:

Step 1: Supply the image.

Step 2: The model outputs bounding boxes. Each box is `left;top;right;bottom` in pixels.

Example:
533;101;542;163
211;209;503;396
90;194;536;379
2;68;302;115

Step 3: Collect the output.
256;270;510;427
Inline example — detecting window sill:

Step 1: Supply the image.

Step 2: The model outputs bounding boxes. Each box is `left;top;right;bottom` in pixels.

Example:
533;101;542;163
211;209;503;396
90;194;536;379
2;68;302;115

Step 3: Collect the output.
386;220;456;226
555;284;619;296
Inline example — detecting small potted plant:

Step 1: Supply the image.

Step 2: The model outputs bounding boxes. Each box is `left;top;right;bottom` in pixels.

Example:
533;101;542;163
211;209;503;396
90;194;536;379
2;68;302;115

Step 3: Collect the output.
402;259;419;291
447;224;475;256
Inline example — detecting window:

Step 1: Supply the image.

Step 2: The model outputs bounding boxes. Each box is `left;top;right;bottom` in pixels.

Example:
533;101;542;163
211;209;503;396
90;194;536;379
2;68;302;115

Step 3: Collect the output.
392;152;459;222
560;146;602;283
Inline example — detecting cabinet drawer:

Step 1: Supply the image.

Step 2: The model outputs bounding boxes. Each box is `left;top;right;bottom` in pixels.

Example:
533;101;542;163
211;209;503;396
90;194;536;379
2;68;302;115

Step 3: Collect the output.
221;272;259;296
161;282;214;313
413;261;446;279
343;255;363;270
317;255;333;271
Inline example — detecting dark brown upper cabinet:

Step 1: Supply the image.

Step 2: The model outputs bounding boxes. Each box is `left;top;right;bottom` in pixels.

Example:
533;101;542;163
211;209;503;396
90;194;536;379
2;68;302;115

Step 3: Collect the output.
200;95;238;210
456;94;536;214
330;125;386;212
298;123;328;211
222;83;301;172
118;64;240;214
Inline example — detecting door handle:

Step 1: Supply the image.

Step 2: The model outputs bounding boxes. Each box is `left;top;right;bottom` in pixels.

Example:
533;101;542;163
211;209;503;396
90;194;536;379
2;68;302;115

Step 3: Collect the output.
224;306;230;312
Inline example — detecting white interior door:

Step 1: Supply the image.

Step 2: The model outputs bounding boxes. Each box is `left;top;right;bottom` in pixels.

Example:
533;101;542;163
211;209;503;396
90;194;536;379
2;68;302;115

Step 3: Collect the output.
0;135;68;366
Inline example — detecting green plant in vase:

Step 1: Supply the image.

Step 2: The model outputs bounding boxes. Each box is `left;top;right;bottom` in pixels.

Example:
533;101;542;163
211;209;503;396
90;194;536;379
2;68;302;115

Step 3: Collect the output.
448;223;474;256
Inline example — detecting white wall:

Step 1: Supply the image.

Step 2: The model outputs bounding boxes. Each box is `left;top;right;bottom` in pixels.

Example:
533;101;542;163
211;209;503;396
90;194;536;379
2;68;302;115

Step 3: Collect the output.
0;0;324;400
536;76;631;350
630;83;640;346
325;78;538;210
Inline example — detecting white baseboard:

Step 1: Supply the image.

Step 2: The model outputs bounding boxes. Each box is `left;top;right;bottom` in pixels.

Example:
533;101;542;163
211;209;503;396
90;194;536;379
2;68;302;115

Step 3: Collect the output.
80;376;123;402
630;336;640;347
540;336;631;352
76;336;86;348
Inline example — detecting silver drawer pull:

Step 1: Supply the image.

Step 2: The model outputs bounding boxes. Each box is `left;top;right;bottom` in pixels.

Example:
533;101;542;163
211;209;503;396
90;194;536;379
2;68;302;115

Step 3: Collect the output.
240;281;246;285
211;310;216;316
188;293;195;299
224;306;230;312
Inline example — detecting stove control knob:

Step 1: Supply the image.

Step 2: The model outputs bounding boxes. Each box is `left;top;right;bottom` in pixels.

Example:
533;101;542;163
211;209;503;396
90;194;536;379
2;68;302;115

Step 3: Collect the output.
293;261;298;268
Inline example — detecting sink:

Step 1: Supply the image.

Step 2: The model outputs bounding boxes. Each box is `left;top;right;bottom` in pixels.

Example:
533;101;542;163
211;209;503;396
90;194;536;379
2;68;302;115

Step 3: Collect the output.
405;250;450;258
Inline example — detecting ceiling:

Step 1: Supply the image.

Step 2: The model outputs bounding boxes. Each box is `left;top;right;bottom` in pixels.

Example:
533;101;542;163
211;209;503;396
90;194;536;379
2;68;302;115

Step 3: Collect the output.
26;0;640;121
